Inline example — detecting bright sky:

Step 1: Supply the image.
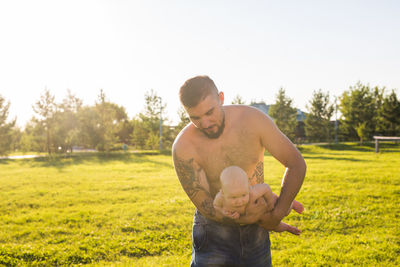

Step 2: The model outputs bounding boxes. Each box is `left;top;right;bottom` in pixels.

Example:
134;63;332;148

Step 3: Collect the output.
1;0;399;127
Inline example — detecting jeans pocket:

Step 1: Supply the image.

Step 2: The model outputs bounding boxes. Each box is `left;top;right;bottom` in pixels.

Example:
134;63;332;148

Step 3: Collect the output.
192;223;207;251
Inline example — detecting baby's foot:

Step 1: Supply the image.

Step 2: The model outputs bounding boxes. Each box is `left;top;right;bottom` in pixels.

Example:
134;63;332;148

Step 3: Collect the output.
273;222;301;235
291;200;304;214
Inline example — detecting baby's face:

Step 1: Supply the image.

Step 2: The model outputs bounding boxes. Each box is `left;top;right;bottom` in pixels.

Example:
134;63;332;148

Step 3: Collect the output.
223;183;250;209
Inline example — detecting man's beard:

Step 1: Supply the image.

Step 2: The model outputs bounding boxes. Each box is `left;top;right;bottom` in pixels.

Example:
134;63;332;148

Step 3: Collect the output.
201;112;225;139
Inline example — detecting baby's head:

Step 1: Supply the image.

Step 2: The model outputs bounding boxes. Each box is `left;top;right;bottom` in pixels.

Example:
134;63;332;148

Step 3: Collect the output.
220;166;250;208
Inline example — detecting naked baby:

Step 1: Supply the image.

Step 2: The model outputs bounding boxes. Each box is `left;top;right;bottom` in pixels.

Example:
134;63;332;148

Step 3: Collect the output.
213;166;304;234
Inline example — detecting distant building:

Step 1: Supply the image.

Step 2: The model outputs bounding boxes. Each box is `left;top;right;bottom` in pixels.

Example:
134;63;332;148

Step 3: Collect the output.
250;102;307;121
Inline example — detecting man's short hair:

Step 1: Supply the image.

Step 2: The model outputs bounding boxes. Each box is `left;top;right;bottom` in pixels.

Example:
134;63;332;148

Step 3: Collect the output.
179;75;218;108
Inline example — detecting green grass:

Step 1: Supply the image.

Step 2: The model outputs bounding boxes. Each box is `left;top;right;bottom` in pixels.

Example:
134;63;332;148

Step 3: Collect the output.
0;143;399;266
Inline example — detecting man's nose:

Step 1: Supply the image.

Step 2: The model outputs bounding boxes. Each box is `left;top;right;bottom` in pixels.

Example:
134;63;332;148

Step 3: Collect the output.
200;118;212;128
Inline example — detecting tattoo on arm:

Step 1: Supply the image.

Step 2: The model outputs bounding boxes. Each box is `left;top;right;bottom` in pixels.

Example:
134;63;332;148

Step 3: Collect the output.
201;199;216;217
251;161;264;184
174;151;209;199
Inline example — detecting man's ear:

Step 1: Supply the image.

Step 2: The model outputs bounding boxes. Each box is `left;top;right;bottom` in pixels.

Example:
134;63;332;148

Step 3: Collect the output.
218;91;224;105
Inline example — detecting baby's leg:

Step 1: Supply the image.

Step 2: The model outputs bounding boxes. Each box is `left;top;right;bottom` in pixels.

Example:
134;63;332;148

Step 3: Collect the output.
289;200;304;215
272;222;301;235
285;200;304;216
268;192;303;215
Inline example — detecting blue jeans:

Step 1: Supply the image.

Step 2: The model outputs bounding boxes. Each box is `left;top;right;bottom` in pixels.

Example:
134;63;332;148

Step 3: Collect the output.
190;210;272;267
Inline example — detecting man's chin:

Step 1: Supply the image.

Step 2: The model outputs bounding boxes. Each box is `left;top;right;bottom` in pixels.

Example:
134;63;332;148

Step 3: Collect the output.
203;130;222;139
201;114;225;139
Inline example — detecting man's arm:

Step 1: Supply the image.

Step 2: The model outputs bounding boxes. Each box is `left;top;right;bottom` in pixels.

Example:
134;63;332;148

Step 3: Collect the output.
252;108;306;229
173;146;224;222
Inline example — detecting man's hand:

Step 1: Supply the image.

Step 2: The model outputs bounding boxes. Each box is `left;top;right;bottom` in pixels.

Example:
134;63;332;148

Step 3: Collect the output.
262;207;301;235
257;192;304;235
257;207;284;229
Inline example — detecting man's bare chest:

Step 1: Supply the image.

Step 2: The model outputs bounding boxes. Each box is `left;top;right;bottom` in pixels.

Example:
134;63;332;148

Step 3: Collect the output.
194;129;263;187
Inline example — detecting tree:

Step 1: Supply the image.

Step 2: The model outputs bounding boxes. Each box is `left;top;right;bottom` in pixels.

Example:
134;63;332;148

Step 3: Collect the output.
339;82;377;142
355;121;368;145
372;86;386;136
142;89;166;133
231;94;246;104
20;117;46;153
269;88;298;141
54;90;83;152
379;90;400;136
0;95;16;155
175;107;190;133
10;126;22;152
77;106;102;149
130;118;148;149
94;89;125;152
33;89;57;154
131;90;167;149
305;90;334;142
115;119;134;145
75;90;129;152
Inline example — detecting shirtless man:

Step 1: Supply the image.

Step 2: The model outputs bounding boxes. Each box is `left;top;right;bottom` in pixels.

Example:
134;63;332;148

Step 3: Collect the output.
173;76;306;266
214;165;304;235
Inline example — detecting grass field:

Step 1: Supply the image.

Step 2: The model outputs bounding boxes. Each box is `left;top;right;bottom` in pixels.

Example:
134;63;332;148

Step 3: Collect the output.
0;143;399;266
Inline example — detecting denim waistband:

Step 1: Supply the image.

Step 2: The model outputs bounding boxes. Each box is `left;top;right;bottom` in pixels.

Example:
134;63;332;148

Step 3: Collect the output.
193;209;255;228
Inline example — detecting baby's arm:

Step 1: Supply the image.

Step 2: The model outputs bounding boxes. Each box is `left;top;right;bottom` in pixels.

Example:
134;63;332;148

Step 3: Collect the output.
213;192;240;219
250;184;276;212
213;192;225;214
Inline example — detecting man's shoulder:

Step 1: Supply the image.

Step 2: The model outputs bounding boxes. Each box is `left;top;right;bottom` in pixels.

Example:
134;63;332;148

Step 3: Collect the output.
226;104;260;113
226;105;273;130
172;124;197;158
226;105;269;120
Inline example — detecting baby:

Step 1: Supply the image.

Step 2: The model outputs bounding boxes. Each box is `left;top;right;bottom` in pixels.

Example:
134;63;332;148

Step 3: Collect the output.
213;165;304;234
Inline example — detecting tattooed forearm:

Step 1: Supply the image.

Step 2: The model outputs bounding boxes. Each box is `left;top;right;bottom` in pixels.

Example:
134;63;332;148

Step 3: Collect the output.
251;161;264;184
201;199;216;217
173;151;209;199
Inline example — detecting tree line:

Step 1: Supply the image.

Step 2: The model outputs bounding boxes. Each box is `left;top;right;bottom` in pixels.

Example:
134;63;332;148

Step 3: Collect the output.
0;81;399;155
260;82;399;144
